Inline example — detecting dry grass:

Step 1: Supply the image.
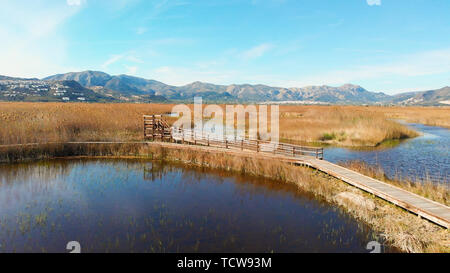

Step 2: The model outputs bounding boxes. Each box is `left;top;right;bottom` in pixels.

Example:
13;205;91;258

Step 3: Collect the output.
1;142;448;253
371;106;450;128
1;103;449;252
278;105;420;146
340;160;449;206
0;102;173;145
2;103;444;147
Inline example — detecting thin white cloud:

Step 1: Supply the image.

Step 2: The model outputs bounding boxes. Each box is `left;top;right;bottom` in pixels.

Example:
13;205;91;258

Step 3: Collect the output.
367;0;381;6
241;43;273;60
136;27;147;35
102;55;123;68
102;52;143;70
282;48;450;91
150;66;240;86
251;0;286;5
125;65;138;75
160;48;450;92
67;0;84;6
150;38;196;46
0;0;83;77
126;55;144;64
144;0;190;21
137;47;450;93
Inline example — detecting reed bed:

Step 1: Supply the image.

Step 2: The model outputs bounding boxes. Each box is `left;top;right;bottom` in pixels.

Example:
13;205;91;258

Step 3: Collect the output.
1;102;440;147
0;102;174;145
278;106;419;146
0;142;448;253
1;102;448;252
371;106;450;128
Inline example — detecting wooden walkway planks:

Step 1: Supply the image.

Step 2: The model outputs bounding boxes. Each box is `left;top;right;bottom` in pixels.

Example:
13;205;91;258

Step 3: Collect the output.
295;158;450;229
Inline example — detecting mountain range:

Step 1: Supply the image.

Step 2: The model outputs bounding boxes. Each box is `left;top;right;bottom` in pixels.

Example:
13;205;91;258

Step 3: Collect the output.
0;70;448;105
390;86;450;106
43;71;392;103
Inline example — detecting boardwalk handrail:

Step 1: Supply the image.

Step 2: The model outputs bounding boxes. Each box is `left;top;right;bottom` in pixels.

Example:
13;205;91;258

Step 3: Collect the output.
144;115;172;141
171;127;324;160
142;115;323;159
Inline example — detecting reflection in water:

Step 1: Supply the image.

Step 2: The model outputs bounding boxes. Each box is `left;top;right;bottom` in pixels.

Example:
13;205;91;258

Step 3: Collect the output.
0;159;395;253
325;123;449;184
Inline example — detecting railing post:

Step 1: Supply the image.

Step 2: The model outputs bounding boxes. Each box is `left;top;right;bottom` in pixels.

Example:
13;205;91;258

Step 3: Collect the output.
225;139;228;149
194;131;197;145
143;116;145;140
293;146;295;157
257;140;259;152
152;115;155;141
273;143;276;154
207;134;210;146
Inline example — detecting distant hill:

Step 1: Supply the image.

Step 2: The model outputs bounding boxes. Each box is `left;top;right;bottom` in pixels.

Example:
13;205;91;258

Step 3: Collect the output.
288;84;390;103
43;71;112;87
43;71;393;104
390;87;450;106
0;77;115;102
44;71;171;94
2;71;449;104
0;75;39;81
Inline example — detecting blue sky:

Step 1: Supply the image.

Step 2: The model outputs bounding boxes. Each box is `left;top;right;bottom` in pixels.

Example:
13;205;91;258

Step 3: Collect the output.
1;0;450;94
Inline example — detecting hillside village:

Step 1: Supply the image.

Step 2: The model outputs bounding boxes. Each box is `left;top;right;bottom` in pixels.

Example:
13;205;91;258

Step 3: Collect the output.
0;78;107;102
0;72;449;105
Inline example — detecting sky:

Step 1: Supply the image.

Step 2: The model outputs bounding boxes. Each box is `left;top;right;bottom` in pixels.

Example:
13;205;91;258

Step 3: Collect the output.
0;0;450;94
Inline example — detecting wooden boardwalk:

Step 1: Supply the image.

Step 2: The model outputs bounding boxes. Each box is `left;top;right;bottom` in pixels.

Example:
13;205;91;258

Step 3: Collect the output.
140;113;449;229
2;137;450;229
295;158;450;229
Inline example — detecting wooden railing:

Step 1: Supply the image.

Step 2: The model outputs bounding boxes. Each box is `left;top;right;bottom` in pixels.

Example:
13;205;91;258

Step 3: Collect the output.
143;115;324;159
171;128;324;160
144;115;172;141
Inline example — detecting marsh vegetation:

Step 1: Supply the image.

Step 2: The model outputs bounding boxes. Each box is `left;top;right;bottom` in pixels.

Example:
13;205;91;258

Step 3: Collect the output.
2;102;447;147
0;103;448;253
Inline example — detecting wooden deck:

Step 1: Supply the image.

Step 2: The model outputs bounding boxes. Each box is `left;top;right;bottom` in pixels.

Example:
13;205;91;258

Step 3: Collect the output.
295;158;450;229
140;113;450;229
2;137;450;229
171;127;324;159
144;115;172;141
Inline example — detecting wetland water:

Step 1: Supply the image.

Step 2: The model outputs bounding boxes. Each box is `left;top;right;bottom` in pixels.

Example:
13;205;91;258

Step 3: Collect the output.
325;123;449;185
0;159;391;253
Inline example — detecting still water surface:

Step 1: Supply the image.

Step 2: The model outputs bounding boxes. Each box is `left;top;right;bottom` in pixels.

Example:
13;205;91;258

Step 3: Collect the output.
325;123;449;185
0;159;393;253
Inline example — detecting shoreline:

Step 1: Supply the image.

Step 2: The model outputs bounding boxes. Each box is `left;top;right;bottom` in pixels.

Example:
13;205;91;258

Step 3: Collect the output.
0;142;448;253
